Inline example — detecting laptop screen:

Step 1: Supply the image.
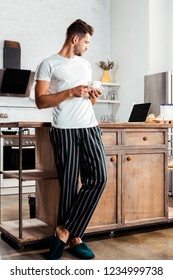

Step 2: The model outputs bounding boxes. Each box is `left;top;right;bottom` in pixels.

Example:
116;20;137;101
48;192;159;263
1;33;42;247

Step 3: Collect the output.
128;103;151;122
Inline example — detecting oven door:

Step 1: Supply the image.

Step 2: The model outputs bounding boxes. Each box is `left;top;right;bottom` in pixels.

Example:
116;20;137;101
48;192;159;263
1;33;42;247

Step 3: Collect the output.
0;137;36;195
3;145;35;171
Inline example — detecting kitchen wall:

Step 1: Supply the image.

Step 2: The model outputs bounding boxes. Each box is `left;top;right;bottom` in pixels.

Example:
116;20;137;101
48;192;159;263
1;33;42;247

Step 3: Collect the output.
111;0;173;121
149;0;171;73
170;0;173;67
1;0;173;123
0;0;112;122
111;0;149;121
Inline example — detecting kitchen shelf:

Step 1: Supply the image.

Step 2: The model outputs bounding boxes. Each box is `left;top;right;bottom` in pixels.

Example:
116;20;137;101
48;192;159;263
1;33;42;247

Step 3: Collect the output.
1;169;58;181
97;100;121;104
101;82;120;87
0;123;58;247
0;219;53;247
98;82;121;104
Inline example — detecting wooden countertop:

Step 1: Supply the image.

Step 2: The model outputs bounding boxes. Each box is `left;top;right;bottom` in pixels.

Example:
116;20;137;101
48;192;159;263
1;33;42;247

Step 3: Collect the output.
0;122;51;128
99;122;173;129
0;121;173;129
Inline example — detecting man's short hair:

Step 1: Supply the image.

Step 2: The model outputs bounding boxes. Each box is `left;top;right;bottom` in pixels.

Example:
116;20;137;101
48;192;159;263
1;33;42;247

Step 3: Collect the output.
66;19;94;41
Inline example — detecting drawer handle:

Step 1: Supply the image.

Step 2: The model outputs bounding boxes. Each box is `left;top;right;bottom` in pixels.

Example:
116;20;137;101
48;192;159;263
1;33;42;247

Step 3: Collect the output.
127;156;132;161
110;156;116;162
143;136;148;141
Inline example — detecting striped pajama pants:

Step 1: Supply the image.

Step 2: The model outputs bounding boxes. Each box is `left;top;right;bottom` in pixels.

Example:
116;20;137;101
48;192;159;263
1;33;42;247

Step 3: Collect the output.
50;126;108;238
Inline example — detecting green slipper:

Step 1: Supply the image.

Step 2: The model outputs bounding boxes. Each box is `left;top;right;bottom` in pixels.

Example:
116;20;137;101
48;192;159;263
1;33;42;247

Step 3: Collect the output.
49;231;66;260
68;242;95;259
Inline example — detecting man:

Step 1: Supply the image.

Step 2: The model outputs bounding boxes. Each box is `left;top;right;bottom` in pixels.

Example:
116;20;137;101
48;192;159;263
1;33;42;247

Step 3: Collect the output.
35;19;107;260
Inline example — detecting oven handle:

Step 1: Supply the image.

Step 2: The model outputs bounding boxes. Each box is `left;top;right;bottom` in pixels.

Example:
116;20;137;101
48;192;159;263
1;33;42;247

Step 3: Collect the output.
11;146;35;149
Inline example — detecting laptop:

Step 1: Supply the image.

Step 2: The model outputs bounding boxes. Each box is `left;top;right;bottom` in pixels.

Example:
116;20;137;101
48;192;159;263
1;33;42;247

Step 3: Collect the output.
128;103;151;122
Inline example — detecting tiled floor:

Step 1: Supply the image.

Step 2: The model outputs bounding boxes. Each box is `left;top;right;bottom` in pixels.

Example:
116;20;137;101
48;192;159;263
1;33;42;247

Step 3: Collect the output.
1;194;173;260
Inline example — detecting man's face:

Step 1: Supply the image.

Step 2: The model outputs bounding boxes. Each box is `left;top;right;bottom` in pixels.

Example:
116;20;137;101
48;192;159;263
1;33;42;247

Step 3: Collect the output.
73;33;90;56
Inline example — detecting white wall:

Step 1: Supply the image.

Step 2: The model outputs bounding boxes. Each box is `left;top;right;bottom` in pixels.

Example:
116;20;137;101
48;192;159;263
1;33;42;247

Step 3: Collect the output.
170;0;173;67
1;0;173;123
149;0;171;73
0;0;111;122
111;0;149;121
0;0;111;77
111;0;173;121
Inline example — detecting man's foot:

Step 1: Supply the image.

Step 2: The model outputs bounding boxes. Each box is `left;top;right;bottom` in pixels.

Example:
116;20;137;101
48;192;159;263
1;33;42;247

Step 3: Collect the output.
49;226;69;260
49;231;66;260
69;237;95;259
56;226;69;243
70;237;82;248
68;241;95;259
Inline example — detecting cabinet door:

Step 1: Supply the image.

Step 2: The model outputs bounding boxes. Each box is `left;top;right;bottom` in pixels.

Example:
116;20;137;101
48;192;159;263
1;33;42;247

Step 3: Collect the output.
122;151;168;225
87;154;118;232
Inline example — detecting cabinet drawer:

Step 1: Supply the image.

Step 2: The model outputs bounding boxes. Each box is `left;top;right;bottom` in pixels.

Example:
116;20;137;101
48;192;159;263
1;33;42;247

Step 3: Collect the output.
124;131;166;145
102;132;118;146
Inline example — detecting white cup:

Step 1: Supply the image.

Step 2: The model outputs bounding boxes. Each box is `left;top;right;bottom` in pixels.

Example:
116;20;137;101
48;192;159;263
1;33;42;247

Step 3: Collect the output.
90;80;102;89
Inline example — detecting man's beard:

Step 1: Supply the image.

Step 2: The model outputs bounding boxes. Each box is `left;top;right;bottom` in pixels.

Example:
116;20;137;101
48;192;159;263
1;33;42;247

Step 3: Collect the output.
74;50;82;56
75;52;82;56
74;46;84;56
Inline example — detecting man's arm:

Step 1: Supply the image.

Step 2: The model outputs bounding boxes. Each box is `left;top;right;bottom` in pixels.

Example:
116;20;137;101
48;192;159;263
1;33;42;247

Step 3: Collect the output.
35;80;71;109
35;80;95;109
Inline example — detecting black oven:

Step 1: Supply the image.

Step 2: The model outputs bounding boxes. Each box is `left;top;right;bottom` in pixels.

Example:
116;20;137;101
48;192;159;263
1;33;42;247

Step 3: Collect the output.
3;136;35;171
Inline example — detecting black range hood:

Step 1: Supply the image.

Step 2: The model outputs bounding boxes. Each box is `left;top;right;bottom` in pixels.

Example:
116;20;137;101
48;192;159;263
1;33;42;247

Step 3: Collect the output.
0;40;35;97
0;68;35;97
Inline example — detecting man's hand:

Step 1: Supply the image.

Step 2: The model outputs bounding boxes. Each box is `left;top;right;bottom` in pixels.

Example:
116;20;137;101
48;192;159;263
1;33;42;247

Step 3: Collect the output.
88;88;102;106
70;85;91;97
70;85;102;99
88;88;102;99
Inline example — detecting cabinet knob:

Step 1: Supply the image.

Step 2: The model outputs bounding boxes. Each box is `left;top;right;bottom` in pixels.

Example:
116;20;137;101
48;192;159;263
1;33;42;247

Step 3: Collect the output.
110;156;116;162
127;156;132;161
143;136;148;141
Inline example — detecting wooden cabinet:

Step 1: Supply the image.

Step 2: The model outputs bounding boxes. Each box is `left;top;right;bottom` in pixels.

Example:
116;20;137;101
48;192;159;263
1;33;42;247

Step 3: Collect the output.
0;122;170;247
122;151;167;224
86;126;168;234
122;128;168;226
87;154;118;232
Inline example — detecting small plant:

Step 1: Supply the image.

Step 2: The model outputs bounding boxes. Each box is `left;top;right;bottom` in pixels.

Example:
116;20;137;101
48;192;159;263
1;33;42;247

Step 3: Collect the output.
99;59;114;70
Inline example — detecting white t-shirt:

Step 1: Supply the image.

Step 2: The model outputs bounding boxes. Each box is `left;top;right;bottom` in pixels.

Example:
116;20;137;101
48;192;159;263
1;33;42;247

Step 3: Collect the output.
35;54;98;129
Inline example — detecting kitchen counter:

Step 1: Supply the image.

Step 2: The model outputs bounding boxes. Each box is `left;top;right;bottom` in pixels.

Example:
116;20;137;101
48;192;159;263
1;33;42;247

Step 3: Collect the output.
0;121;51;128
100;121;173;128
0;121;173;129
0;121;172;247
